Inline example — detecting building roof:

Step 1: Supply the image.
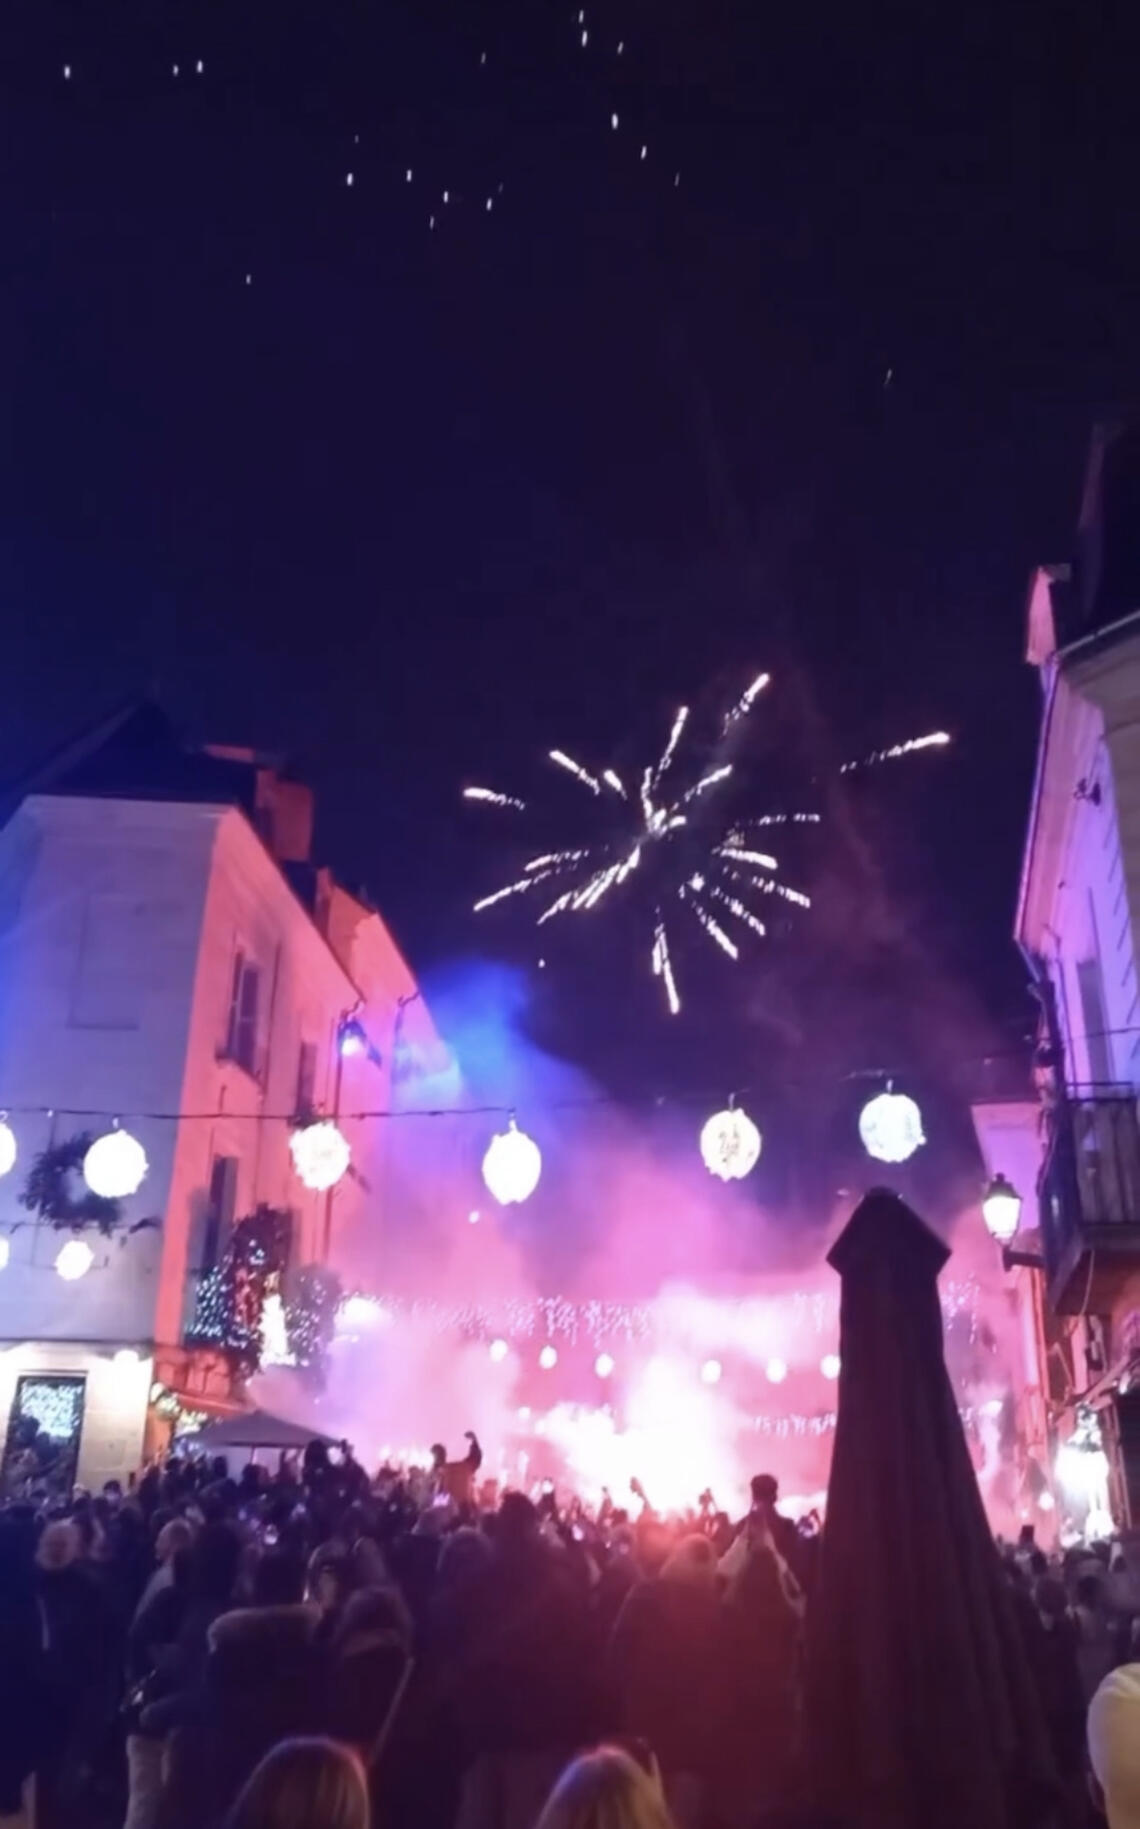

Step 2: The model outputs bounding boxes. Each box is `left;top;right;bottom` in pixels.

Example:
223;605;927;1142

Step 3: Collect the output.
8;698;264;813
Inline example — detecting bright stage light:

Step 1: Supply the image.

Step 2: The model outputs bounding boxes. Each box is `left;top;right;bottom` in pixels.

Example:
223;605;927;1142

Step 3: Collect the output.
539;1344;558;1370
84;1127;148;1198
699;1103;761;1181
820;1353;840;1380
858;1090;924;1164
594;1352;614;1378
489;1338;509;1363
700;1358;722;1385
766;1356;788;1384
338;1293;386;1332
482;1118;542;1205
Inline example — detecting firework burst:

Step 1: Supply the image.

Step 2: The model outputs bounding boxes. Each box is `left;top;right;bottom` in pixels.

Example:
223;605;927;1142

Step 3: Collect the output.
463;674;949;1012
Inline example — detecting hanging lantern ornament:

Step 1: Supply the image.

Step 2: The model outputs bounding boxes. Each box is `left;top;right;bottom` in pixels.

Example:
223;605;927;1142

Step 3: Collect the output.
699;1099;762;1181
56;1237;95;1281
0;1116;16;1179
289;1120;351;1192
981;1171;1022;1245
83;1125;148;1198
482;1116;542;1206
858;1087;925;1165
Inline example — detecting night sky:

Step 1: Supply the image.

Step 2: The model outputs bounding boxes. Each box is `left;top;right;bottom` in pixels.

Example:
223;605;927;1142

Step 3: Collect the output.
3;0;1139;1209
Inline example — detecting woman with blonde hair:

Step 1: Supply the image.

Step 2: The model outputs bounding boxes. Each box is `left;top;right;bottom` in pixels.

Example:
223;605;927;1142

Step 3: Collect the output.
225;1737;370;1829
535;1747;676;1829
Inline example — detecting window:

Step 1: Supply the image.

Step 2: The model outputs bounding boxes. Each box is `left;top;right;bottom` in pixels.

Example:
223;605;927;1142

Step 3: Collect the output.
295;1042;317;1119
201;1154;238;1271
224;952;261;1075
1;1374;87;1495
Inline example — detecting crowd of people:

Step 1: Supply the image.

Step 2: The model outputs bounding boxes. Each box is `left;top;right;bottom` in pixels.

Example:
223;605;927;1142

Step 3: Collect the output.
0;1433;1138;1829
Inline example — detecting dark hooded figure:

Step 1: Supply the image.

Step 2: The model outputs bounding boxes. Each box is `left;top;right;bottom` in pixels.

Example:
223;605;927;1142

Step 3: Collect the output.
805;1190;1057;1829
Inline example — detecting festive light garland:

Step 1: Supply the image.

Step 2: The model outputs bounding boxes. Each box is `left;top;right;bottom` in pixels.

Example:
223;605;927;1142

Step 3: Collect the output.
337;1281;984;1348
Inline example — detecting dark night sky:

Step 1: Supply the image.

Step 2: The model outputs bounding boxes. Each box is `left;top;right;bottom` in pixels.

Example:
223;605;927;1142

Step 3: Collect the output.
3;0;1139;1198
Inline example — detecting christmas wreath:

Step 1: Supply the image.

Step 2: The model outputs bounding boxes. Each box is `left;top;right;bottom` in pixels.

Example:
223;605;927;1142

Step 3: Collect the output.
20;1132;123;1234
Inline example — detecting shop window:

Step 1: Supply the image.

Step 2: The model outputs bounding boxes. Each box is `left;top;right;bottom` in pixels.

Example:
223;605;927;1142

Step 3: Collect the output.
1;1373;87;1496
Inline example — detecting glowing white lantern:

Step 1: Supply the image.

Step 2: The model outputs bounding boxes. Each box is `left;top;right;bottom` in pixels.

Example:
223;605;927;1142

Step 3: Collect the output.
0;1235;9;1271
539;1344;558;1370
766;1356;788;1384
699;1103;761;1181
982;1172;1022;1245
482;1117;542;1205
858;1090;924;1164
820;1353;841;1380
0;1119;16;1178
489;1337;509;1363
289;1120;350;1192
113;1347;140;1370
594;1352;614;1379
84;1127;148;1198
700;1357;723;1385
56;1238;95;1281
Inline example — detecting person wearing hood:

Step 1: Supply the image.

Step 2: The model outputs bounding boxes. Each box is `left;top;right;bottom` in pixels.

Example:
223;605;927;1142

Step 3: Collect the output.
158;1544;324;1829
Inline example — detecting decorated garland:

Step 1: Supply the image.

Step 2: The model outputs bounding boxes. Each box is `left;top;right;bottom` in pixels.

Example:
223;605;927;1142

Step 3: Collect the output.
285;1264;342;1383
20;1132;123;1234
187;1205;292;1378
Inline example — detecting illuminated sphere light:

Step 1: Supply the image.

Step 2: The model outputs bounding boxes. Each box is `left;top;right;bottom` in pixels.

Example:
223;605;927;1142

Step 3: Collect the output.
84;1127;148;1199
981;1172;1022;1245
539;1344;558;1370
482;1118;542;1206
700;1358;723;1386
489;1337;509;1363
699;1104;762;1182
858;1090;925;1165
56;1238;95;1281
0;1235;9;1271
594;1352;615;1379
820;1353;841;1381
766;1356;788;1384
113;1348;140;1371
1037;1490;1056;1513
289;1120;351;1192
0;1120;16;1179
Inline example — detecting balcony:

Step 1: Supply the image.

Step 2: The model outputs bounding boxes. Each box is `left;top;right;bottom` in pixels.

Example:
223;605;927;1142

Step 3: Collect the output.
1039;1089;1140;1313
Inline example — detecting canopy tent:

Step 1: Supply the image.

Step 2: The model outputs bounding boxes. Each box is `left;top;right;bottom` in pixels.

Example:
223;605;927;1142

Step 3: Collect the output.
182;1409;338;1453
805;1188;1056;1829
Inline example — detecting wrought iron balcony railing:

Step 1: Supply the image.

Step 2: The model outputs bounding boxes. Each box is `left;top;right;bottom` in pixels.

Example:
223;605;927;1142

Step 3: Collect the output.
1038;1088;1140;1298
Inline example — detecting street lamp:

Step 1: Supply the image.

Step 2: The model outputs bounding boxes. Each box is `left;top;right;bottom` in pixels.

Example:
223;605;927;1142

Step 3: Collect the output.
982;1172;1022;1245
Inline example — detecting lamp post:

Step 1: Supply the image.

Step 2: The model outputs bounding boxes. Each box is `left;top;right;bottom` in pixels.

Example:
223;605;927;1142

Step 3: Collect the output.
982;1172;1022;1246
